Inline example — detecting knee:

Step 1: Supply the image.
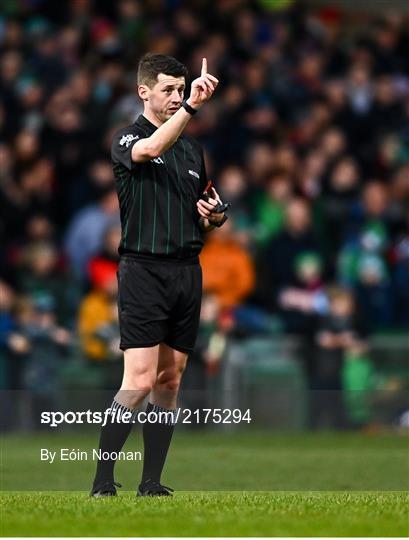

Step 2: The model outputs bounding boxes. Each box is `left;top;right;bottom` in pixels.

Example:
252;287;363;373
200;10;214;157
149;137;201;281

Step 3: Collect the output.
115;389;145;409
117;382;153;409
161;378;180;392
156;364;186;392
121;372;156;398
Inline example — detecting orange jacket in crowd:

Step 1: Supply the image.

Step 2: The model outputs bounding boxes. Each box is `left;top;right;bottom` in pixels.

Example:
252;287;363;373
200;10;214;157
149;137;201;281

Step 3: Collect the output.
200;233;255;309
78;290;115;360
78;258;118;360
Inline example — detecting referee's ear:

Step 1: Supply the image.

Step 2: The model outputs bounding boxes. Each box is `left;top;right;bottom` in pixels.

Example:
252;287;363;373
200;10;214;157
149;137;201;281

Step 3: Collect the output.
138;84;150;101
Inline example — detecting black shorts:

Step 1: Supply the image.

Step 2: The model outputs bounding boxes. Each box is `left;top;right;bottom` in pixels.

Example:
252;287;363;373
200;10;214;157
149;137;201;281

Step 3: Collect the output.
117;256;202;354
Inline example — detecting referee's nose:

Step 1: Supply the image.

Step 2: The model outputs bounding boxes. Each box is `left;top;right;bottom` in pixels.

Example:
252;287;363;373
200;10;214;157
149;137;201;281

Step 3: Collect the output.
171;89;183;103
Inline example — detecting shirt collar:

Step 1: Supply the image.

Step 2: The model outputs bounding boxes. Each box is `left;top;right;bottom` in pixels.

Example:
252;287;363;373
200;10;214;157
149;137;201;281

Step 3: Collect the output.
135;114;158;132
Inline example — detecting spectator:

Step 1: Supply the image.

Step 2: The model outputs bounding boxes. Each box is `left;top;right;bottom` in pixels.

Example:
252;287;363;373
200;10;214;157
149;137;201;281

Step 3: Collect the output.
66;156;115;221
200;218;255;309
347;181;393;241
64;187;119;280
87;223;121;287
321;155;361;265
216;164;252;242
390;219;409;327
252;170;293;245
16;242;80;329
20;295;72;429
0;281;30;430
258;198;322;311
310;286;368;430
78;260;119;362
5;214;55;275
354;252;393;331
1;155;55;244
279;251;327;333
319;127;347;164
297;148;327;200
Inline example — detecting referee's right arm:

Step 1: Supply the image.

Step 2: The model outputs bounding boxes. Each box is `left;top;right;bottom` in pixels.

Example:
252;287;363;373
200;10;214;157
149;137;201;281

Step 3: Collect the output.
131;106;196;162
131;59;218;163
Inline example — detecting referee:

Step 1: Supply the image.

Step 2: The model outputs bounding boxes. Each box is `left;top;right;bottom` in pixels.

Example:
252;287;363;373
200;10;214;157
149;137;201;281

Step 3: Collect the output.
91;53;227;497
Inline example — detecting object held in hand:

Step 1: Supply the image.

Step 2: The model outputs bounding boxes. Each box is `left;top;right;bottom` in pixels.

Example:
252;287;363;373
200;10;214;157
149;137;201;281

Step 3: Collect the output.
200;180;231;214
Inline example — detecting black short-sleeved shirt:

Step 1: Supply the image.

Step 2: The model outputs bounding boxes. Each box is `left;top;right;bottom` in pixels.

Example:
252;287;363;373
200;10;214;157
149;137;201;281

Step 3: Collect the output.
111;114;208;261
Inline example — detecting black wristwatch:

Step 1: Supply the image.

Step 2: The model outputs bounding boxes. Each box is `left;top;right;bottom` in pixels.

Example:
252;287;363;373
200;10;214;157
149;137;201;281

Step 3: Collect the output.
208;214;228;228
181;100;198;115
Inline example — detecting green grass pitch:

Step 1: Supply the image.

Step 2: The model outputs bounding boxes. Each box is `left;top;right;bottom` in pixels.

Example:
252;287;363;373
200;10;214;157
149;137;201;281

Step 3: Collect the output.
1;430;408;536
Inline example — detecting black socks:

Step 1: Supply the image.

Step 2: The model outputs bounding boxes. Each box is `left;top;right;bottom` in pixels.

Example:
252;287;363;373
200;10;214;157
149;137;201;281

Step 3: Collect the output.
141;402;178;484
92;400;135;489
92;399;178;490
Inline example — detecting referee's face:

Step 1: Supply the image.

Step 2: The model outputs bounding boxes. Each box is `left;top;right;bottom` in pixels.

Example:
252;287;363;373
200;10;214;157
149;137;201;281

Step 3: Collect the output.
143;74;186;124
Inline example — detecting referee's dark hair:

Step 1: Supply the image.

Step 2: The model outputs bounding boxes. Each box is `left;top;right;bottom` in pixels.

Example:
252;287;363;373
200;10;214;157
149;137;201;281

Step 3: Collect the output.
137;53;188;88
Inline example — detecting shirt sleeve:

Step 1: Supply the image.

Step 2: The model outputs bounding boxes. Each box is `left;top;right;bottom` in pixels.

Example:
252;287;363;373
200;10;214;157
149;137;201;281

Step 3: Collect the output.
111;126;146;171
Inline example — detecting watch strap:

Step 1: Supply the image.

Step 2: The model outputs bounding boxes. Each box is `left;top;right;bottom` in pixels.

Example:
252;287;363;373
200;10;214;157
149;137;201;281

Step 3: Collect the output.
182;100;198;115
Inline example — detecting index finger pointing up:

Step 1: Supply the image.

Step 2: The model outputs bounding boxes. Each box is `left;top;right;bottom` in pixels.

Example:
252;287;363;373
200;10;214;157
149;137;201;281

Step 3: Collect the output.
201;58;207;77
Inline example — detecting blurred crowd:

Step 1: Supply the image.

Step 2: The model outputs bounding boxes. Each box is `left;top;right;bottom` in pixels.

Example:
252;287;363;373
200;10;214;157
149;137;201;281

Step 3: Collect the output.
0;0;408;425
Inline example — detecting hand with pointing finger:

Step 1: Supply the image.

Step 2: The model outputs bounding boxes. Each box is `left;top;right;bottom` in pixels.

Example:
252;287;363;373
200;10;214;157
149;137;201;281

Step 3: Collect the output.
187;58;219;110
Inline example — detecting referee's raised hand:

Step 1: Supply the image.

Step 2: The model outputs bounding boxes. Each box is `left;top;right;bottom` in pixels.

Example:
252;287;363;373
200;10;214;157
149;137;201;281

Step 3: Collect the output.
187;58;219;109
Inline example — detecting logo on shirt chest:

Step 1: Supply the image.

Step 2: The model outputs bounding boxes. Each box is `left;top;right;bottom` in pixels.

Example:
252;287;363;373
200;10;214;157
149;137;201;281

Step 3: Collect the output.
188;169;200;180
